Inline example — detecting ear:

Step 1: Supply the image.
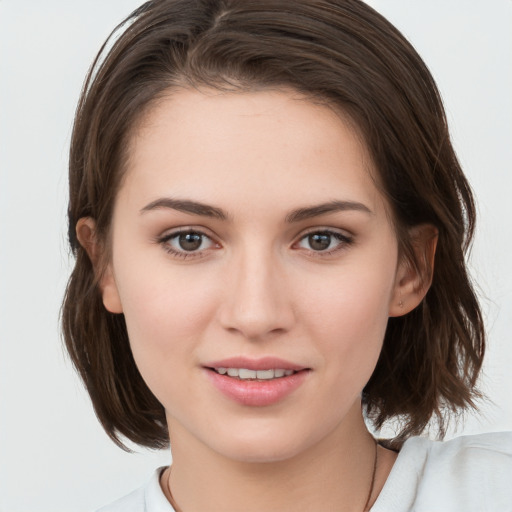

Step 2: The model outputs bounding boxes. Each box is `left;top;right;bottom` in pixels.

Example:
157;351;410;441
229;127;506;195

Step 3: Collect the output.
76;217;123;314
389;224;438;317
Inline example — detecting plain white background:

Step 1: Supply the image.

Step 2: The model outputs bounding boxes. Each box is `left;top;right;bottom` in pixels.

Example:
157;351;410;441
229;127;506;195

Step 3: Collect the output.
0;1;511;511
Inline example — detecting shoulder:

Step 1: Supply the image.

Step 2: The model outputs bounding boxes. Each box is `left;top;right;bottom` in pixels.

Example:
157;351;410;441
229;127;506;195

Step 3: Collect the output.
372;432;512;512
95;467;175;512
405;430;512;465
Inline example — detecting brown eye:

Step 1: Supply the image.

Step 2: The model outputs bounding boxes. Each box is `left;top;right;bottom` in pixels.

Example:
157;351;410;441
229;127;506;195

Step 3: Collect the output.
296;230;353;254
178;232;203;251
161;230;216;256
308;233;331;251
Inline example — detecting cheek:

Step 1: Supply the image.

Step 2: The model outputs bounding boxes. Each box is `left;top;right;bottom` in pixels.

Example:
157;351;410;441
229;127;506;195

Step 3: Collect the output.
117;273;221;410
298;258;396;374
307;292;389;367
114;262;221;377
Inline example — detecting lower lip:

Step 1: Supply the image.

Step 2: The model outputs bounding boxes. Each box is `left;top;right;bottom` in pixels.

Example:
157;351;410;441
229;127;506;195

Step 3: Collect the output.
204;369;310;407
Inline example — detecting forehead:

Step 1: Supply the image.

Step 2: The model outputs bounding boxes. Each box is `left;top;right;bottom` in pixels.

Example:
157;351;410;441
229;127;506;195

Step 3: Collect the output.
121;87;385;217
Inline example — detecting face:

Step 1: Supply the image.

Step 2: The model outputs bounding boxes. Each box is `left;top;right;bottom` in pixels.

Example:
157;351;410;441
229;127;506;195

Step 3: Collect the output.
99;88;416;463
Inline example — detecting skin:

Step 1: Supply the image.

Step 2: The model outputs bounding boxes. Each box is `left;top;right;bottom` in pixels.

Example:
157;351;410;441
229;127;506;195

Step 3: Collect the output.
79;88;435;511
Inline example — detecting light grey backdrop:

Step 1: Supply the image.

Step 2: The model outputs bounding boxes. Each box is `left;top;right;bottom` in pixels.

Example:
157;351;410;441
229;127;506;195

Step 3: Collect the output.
1;1;511;511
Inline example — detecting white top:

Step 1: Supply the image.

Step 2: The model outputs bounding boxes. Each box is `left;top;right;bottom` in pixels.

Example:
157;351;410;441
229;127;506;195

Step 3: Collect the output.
96;432;512;512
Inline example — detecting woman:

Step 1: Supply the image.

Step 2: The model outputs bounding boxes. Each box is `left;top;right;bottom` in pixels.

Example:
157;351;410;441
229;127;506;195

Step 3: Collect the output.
62;0;512;510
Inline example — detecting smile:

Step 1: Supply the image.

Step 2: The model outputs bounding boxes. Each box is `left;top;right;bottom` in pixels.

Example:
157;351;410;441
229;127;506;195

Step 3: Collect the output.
205;364;310;406
213;368;296;380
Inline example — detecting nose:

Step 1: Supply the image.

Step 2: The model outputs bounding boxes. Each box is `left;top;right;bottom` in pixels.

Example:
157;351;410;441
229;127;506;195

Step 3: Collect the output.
218;247;295;341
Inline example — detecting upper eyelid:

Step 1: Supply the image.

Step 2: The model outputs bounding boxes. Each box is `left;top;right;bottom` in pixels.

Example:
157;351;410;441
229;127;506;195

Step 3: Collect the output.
295;226;353;239
158;225;217;240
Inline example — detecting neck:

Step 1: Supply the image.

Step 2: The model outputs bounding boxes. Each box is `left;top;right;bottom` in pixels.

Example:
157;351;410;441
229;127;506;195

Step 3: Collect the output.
163;404;391;512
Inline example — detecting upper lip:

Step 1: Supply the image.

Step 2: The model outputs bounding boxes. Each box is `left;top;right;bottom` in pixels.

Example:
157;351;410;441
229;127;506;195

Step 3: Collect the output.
203;356;308;371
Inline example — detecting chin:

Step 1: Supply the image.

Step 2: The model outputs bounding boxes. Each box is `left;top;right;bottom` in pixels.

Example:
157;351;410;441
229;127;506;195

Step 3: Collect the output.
205;424;320;464
216;441;305;464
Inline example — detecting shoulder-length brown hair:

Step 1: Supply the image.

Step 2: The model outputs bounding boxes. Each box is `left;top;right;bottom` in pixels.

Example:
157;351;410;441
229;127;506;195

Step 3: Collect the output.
62;0;485;450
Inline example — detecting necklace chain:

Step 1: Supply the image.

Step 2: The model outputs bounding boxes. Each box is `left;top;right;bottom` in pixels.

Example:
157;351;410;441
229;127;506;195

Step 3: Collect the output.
363;438;379;511
166;439;379;512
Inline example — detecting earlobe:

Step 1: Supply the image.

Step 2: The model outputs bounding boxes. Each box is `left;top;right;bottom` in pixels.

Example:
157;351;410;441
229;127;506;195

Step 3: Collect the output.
389;224;438;317
76;217;123;314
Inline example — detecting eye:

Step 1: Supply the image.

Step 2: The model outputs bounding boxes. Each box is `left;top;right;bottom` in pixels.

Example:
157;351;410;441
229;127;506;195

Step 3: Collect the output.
159;229;218;258
295;230;352;253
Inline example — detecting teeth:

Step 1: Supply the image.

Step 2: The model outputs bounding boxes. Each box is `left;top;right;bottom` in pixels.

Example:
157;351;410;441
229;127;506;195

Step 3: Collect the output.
214;368;296;380
239;369;257;379
256;369;274;380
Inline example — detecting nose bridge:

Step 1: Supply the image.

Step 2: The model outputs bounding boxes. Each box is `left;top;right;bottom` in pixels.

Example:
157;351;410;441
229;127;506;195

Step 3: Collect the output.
219;241;293;339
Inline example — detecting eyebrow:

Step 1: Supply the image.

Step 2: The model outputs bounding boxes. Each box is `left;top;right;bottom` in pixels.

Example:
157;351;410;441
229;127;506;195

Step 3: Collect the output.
285;200;373;223
140;198;228;220
140;197;372;222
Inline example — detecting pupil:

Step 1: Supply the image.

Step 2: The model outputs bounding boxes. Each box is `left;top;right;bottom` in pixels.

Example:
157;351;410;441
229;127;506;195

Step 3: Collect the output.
179;233;202;251
309;233;331;251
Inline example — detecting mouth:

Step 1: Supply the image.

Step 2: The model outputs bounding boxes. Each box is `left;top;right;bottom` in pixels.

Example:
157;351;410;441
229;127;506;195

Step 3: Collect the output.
209;367;298;381
203;357;310;406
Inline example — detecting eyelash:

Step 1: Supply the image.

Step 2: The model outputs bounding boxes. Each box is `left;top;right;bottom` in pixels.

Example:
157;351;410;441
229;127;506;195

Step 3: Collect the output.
294;229;354;257
158;228;218;259
157;228;353;260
